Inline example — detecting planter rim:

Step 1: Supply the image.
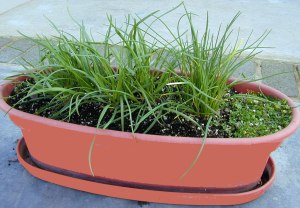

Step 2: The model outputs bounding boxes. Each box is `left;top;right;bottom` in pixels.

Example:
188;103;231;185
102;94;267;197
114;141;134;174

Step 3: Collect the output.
1;76;299;145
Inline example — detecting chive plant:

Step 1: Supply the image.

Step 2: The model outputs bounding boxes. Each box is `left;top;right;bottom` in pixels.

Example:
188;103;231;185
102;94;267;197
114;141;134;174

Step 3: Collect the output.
11;3;268;134
136;4;269;117
175;9;269;116
15;10;181;133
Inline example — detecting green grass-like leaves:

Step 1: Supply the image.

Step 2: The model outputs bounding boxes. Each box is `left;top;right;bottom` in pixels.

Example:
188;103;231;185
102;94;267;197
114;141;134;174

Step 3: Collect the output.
10;4;269;134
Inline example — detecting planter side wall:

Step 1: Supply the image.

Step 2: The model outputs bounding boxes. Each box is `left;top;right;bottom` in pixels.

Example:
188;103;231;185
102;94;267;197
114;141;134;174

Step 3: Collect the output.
9;111;279;188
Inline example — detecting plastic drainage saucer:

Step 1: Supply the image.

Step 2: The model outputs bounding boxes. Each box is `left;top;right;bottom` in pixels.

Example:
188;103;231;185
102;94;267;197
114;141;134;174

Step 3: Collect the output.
17;138;275;205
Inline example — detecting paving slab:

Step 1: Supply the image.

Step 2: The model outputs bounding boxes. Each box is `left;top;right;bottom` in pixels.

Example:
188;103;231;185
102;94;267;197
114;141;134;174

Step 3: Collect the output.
0;39;35;63
0;37;15;48
232;60;257;80
11;45;41;65
261;60;298;97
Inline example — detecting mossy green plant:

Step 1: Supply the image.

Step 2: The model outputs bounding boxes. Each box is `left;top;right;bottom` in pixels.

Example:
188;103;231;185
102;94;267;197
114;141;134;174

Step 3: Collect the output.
211;92;292;138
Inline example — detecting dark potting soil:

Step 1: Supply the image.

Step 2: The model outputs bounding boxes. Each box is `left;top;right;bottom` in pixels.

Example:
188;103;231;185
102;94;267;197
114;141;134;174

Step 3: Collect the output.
8;80;237;138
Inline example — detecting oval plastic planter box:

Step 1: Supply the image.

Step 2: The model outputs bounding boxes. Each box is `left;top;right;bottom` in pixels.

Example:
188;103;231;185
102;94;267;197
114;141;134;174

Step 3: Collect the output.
1;76;300;205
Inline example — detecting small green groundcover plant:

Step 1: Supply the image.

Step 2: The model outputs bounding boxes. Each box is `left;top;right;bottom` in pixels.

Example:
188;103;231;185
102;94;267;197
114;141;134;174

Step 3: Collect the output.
7;3;292;140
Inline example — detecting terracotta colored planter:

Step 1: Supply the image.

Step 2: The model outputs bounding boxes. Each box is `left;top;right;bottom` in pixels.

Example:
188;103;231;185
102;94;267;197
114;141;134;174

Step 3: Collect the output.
1;77;300;204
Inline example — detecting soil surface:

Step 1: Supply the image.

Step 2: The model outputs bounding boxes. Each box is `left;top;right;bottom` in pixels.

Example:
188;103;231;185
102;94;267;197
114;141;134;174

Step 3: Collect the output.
7;82;289;138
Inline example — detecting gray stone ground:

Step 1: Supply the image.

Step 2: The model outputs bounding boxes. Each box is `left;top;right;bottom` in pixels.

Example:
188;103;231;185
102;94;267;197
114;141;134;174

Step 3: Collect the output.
1;0;300;207
1;0;300;62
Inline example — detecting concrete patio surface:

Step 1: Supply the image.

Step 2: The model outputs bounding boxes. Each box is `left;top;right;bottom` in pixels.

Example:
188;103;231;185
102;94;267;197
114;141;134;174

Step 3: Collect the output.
0;0;300;62
0;0;300;207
